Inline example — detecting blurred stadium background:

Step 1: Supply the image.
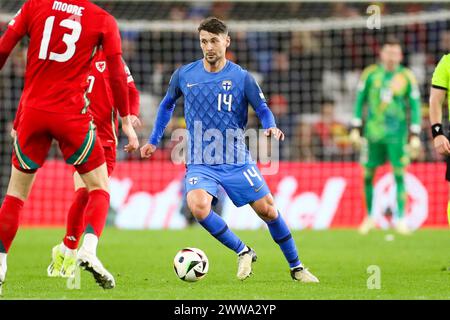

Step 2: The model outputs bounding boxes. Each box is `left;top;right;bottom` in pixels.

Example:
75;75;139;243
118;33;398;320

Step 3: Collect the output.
0;0;449;230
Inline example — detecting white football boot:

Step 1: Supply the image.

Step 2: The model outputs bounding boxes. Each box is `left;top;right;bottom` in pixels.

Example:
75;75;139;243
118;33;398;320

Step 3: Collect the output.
76;248;115;289
237;247;257;280
290;265;319;283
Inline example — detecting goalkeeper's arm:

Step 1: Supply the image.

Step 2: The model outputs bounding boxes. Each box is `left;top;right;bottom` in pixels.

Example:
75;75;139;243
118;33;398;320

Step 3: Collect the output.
349;71;369;147
405;70;422;159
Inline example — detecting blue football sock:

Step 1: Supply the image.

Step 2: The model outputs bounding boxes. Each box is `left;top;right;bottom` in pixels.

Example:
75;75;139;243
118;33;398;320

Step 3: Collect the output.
266;212;301;268
198;210;245;254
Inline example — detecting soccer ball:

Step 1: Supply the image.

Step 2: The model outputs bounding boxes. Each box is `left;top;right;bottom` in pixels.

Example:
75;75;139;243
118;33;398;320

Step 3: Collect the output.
173;247;209;282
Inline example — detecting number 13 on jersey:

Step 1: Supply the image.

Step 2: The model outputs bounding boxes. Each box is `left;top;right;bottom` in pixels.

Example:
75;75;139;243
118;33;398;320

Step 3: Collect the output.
39;16;81;62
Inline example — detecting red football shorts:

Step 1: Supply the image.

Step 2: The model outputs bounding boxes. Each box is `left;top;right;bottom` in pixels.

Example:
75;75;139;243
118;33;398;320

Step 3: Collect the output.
13;107;105;174
71;143;116;177
102;145;116;177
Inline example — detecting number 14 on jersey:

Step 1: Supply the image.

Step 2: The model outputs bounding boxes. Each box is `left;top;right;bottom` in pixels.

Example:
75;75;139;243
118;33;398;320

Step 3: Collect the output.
218;93;232;112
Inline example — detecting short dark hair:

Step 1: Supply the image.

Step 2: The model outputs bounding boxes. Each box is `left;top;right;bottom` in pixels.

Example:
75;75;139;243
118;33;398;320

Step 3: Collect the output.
383;36;402;48
198;17;228;35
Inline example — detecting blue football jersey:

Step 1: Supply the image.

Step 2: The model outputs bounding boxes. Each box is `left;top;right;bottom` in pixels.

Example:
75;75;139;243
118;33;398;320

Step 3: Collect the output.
165;59;274;165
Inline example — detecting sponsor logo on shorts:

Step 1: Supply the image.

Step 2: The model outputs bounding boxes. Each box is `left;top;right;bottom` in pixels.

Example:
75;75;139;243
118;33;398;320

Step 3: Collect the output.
254;184;264;192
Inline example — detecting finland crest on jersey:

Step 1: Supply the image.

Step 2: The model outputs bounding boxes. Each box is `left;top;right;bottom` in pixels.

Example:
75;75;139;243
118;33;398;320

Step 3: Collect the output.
189;177;199;185
222;80;232;91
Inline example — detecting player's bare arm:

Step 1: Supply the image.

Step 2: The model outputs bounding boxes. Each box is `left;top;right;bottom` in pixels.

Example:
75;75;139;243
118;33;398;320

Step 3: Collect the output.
430;87;450;155
121;116;139;152
105;54;139;152
130;115;142;128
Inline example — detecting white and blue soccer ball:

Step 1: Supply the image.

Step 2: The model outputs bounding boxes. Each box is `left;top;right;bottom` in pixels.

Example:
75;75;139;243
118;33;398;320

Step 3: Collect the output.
173;247;209;282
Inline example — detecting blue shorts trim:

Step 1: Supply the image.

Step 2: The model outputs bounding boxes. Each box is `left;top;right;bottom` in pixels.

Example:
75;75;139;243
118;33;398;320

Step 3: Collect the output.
185;163;270;207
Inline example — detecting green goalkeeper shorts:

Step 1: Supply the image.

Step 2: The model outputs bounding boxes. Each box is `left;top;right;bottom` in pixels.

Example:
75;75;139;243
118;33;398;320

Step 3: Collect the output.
361;139;409;169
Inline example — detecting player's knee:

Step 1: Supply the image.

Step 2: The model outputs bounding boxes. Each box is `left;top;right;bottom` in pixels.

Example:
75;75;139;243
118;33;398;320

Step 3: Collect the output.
7;166;37;201
259;207;278;221
253;195;277;221
84;174;109;191
86;182;109;192
80;164;109;192
187;196;211;220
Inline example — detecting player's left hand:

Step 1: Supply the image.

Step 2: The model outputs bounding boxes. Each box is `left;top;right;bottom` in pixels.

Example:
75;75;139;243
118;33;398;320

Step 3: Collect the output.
408;135;421;160
129;115;142;128
121;116;140;152
10;128;16;140
140;143;157;159
264;127;285;141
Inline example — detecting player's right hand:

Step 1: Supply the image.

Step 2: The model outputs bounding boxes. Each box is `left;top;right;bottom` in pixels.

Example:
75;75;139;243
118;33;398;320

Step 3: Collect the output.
433;135;450;156
121;116;140;152
140;143;157;159
349;128;362;149
129;115;142;128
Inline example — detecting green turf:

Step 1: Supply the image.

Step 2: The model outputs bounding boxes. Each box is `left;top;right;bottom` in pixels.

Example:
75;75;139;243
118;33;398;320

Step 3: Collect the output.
2;227;450;299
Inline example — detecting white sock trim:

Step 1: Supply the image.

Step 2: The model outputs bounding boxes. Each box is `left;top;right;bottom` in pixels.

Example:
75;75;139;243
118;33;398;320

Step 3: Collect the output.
59;242;68;255
0;253;7;267
290;263;303;270
65;248;77;257
81;233;98;255
237;245;249;256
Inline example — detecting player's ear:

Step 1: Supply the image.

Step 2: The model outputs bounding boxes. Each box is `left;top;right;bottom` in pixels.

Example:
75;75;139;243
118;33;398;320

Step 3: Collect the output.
226;35;231;48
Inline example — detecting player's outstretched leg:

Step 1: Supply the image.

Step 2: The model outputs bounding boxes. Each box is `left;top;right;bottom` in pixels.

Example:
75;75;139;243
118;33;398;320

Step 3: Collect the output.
76;164;115;289
359;167;376;235
48;187;88;278
0;166;36;294
64;187;89;250
48;171;90;278
187;189;255;280
250;194;319;283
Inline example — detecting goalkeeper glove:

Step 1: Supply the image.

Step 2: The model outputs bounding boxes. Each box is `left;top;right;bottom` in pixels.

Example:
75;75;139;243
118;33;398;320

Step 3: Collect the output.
349;118;363;149
349;129;362;147
408;134;421;160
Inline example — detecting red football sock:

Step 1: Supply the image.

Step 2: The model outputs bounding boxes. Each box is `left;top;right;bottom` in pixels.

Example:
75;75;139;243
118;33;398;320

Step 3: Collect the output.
63;188;89;250
83;189;110;237
0;195;24;253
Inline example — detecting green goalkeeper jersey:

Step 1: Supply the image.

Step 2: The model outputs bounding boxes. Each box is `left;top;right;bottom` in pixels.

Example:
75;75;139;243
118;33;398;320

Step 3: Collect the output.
431;54;450;118
353;64;421;143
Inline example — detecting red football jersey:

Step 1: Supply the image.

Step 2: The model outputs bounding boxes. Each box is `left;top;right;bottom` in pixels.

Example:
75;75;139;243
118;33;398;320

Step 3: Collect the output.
87;49;140;147
7;0;122;114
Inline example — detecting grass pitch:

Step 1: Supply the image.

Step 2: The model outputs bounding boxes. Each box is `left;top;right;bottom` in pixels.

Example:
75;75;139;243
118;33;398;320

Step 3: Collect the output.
2;227;450;300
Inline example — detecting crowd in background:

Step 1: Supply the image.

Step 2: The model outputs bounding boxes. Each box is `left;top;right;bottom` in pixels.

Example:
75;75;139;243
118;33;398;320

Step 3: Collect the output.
1;1;449;183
